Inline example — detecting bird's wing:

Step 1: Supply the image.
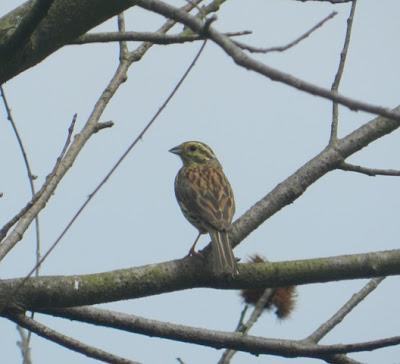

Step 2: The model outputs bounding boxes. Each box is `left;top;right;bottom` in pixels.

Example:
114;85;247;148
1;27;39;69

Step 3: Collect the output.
176;165;235;231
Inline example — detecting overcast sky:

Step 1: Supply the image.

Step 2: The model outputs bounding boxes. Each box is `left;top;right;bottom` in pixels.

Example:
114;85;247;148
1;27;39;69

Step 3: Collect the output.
1;1;400;363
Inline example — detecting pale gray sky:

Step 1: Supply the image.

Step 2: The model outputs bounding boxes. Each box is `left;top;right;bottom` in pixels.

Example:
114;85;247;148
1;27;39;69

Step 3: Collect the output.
1;1;399;363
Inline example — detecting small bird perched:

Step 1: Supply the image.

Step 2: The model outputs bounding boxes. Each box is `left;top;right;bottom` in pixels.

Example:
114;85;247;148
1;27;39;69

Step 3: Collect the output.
169;141;238;276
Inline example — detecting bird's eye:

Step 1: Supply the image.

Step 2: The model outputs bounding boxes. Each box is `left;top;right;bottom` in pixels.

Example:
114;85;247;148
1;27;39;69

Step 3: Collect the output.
188;145;197;152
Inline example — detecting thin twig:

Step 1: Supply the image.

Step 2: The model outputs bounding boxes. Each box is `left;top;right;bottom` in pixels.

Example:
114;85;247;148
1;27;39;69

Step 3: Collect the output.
72;30;251;45
184;0;204;17
117;13;129;60
218;289;273;364
339;162;400;177
0;85;41;272
329;1;357;144
323;355;361;364
9;312;139;364
134;0;400;122
233;11;337;53
16;325;32;364
0;84;42;347
296;0;352;3
58;114;77;160
93;120;114;133
0;113;77;244
235;305;249;331
306;278;385;343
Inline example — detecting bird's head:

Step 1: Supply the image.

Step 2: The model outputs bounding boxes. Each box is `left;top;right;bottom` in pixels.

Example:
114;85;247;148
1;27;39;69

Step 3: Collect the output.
169;141;217;166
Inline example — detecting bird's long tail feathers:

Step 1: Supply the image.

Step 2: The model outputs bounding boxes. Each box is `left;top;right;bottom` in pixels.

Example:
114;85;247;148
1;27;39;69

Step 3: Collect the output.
209;230;238;276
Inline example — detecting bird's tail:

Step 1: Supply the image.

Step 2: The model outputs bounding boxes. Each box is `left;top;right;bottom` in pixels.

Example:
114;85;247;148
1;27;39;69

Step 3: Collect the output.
209;230;238;276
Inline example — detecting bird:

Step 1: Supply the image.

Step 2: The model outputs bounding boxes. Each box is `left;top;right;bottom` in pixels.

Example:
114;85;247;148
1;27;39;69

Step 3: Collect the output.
169;141;238;276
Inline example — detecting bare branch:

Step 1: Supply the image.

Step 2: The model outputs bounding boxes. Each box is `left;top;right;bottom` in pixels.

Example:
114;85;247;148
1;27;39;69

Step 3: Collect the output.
295;0;352;3
338;162;400;177
134;0;400;121
330;1;357;144
1;83;44;346
8;312;139;364
234;11;337;53
72;30;250;45
0;112;76;245
218;289;274;363
58;114;78;160
16;325;32;364
93;120;114;133
38;306;400;358
0;114;77;253
324;355;362;364
0;85;41;273
0;249;399;311
306;278;385;343
117;13;129;61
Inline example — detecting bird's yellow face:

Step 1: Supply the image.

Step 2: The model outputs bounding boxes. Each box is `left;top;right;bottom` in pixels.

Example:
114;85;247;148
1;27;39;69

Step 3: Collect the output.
169;141;217;166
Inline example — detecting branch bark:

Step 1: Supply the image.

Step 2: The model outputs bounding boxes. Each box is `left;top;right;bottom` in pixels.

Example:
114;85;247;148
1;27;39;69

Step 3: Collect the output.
0;249;398;310
35;305;400;359
0;0;138;83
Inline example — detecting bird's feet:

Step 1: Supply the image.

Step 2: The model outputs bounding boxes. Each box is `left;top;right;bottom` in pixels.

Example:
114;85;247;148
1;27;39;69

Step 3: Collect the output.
187;247;204;259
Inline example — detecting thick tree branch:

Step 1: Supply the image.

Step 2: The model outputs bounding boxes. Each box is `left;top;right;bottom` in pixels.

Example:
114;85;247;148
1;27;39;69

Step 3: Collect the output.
0;0;139;83
37;306;400;359
0;249;399;310
0;0;55;54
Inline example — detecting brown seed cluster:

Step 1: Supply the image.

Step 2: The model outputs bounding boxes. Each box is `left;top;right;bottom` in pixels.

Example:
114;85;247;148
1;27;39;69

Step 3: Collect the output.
240;254;297;319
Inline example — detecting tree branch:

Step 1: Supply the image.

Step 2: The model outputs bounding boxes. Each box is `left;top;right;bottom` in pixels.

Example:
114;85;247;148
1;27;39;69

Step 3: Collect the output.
233;11;337;54
230;105;400;248
7;312;139;364
135;0;400;121
295;0;352;3
37;305;400;359
0;0;55;54
16;324;32;364
0;249;399;310
72;30;250;45
306;278;384;342
338;162;400;177
218;289;274;363
0;0;137;83
329;0;357;143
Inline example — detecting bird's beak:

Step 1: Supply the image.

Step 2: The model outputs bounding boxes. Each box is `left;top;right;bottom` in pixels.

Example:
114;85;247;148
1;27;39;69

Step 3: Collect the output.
169;145;182;155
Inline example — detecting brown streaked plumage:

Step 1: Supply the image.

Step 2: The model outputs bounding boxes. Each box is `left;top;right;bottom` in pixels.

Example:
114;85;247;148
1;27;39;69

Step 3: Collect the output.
170;141;238;276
